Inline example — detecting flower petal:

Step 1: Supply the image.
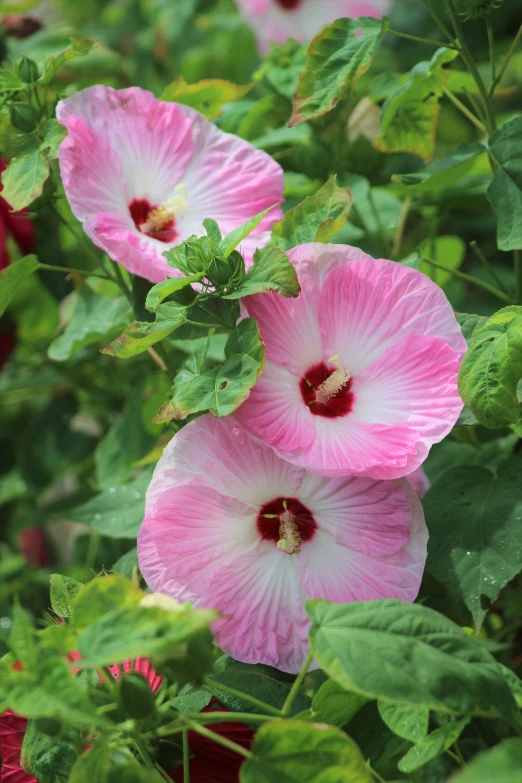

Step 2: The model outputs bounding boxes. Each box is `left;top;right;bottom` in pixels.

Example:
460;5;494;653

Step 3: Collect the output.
318;256;467;375
145;415;303;511
235;361;317;452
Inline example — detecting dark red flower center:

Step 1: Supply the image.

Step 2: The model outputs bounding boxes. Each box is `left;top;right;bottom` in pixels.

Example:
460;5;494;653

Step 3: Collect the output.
257;496;317;553
300;361;354;418
275;0;302;9
129;198;178;243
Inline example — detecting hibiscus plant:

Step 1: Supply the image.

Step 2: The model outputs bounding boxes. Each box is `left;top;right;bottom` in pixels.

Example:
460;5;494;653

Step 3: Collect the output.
1;0;522;782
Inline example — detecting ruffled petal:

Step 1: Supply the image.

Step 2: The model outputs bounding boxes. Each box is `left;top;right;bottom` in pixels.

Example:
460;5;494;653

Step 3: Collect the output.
353;335;464;442
235;362;317;452
145;415;303;512
298;478;427;604
318;256;468;375
407;466;430;498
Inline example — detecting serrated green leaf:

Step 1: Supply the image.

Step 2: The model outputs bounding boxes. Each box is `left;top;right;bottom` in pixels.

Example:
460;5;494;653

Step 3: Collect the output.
398;718;470;773
0;148;50;210
21;720;83;783
225;245;300;299
69;742;163;783
50;575;83;619
307;599;520;725
425;455;522;630
161;77;252;119
72;574;143;630
240;720;372;783
161;318;265;420
40;38;96;84
378;702;429;743
270;176;352;251
449;739;522;783
0;254;39;317
290;16;388;126
308;679;367;728
48;283;132;361
375;48;459;161
487;116;522;252
393;143;485;193
456;313;489;346
458;306;522;428
219;206;277;258
102;301;188;358
145;273;204;312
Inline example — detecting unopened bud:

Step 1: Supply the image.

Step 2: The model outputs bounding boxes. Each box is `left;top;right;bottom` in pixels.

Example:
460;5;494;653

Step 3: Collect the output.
10;102;39;132
18;56;39;83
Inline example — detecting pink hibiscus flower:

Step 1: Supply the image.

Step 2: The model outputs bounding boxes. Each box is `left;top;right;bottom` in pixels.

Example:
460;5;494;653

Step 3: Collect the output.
138;414;428;673
235;0;391;52
56;86;284;283
235;243;467;481
407;466;430;499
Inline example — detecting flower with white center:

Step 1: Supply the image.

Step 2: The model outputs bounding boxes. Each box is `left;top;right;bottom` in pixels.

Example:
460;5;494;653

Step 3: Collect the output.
236;0;391;52
138;415;428;673
234;243;468;480
56;86;284;283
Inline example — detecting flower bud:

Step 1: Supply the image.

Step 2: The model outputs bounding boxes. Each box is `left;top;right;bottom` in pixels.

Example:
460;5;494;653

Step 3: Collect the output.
457;0;503;19
207;250;244;288
10;102;40;132
18;56;39;83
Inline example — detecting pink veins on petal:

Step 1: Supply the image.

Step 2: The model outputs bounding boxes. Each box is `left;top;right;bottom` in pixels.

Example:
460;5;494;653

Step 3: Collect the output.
138;414;428;673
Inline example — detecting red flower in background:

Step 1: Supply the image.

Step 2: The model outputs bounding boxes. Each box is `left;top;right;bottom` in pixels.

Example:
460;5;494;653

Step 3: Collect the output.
0;711;35;783
0;157;35;370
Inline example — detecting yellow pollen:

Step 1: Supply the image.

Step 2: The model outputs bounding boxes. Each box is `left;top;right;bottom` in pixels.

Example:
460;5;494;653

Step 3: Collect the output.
277;509;302;555
141;184;188;233
315;355;351;404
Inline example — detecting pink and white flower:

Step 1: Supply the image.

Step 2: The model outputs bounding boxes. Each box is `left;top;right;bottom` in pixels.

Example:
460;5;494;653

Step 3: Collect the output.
236;0;391;52
56;86;284;283
138;415;428;673
235;243;467;480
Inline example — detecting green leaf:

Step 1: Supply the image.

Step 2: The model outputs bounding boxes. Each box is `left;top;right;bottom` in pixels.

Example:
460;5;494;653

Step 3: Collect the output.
290;16;389;126
305;679;367;728
270;176;352;252
0;254;39;317
68;468;153;539
77;603;217;667
424;455;522;630
0;148;50;210
375;48;459;161
240;720;372;783
458;306;522;428
307;599;520;725
21;720;82;783
161;77;252;120
393;143;485;193
50;575;83;619
456;313;489;346
449;739;522;783
207;662;310;717
40;118;67;158
487;116;522;252
378;702;429;743
112;548;139;578
69;742;163;783
9;599;38;670
72;574;143;630
145;273;204;312
219;206;277;259
161;318;265;420
420;235;466;288
225;246;300;299
94;389;155;490
48;283;132;362
102;302;188;358
40;38;96;84
398;718;470;773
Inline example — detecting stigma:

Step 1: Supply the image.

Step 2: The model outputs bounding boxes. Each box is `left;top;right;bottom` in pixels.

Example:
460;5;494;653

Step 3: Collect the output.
315;355;351;404
277;509;302;555
141;184;188;234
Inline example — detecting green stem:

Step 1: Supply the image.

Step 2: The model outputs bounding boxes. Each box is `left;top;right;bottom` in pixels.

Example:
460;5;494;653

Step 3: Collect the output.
491;24;522;93
515;249;522;305
438;82;486;133
155;712;273;739
367;190;390;258
470;240;513;296
154;343;175;381
112;262;133;305
204;677;283;717
446;749;462;765
281;649;314;718
155;763;175;783
419;0;455;42
486;15;496;88
445;0;496;134
392;196;412;259
369;765;387;783
50;203;102;267
453;740;466;766
183;729;190;783
39;263;112;281
184;719;252;760
135;738;156;771
387;28;457;49
422;257;513;302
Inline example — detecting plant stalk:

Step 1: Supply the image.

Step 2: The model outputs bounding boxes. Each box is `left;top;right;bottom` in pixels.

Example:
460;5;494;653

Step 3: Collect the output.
281;649;314;718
